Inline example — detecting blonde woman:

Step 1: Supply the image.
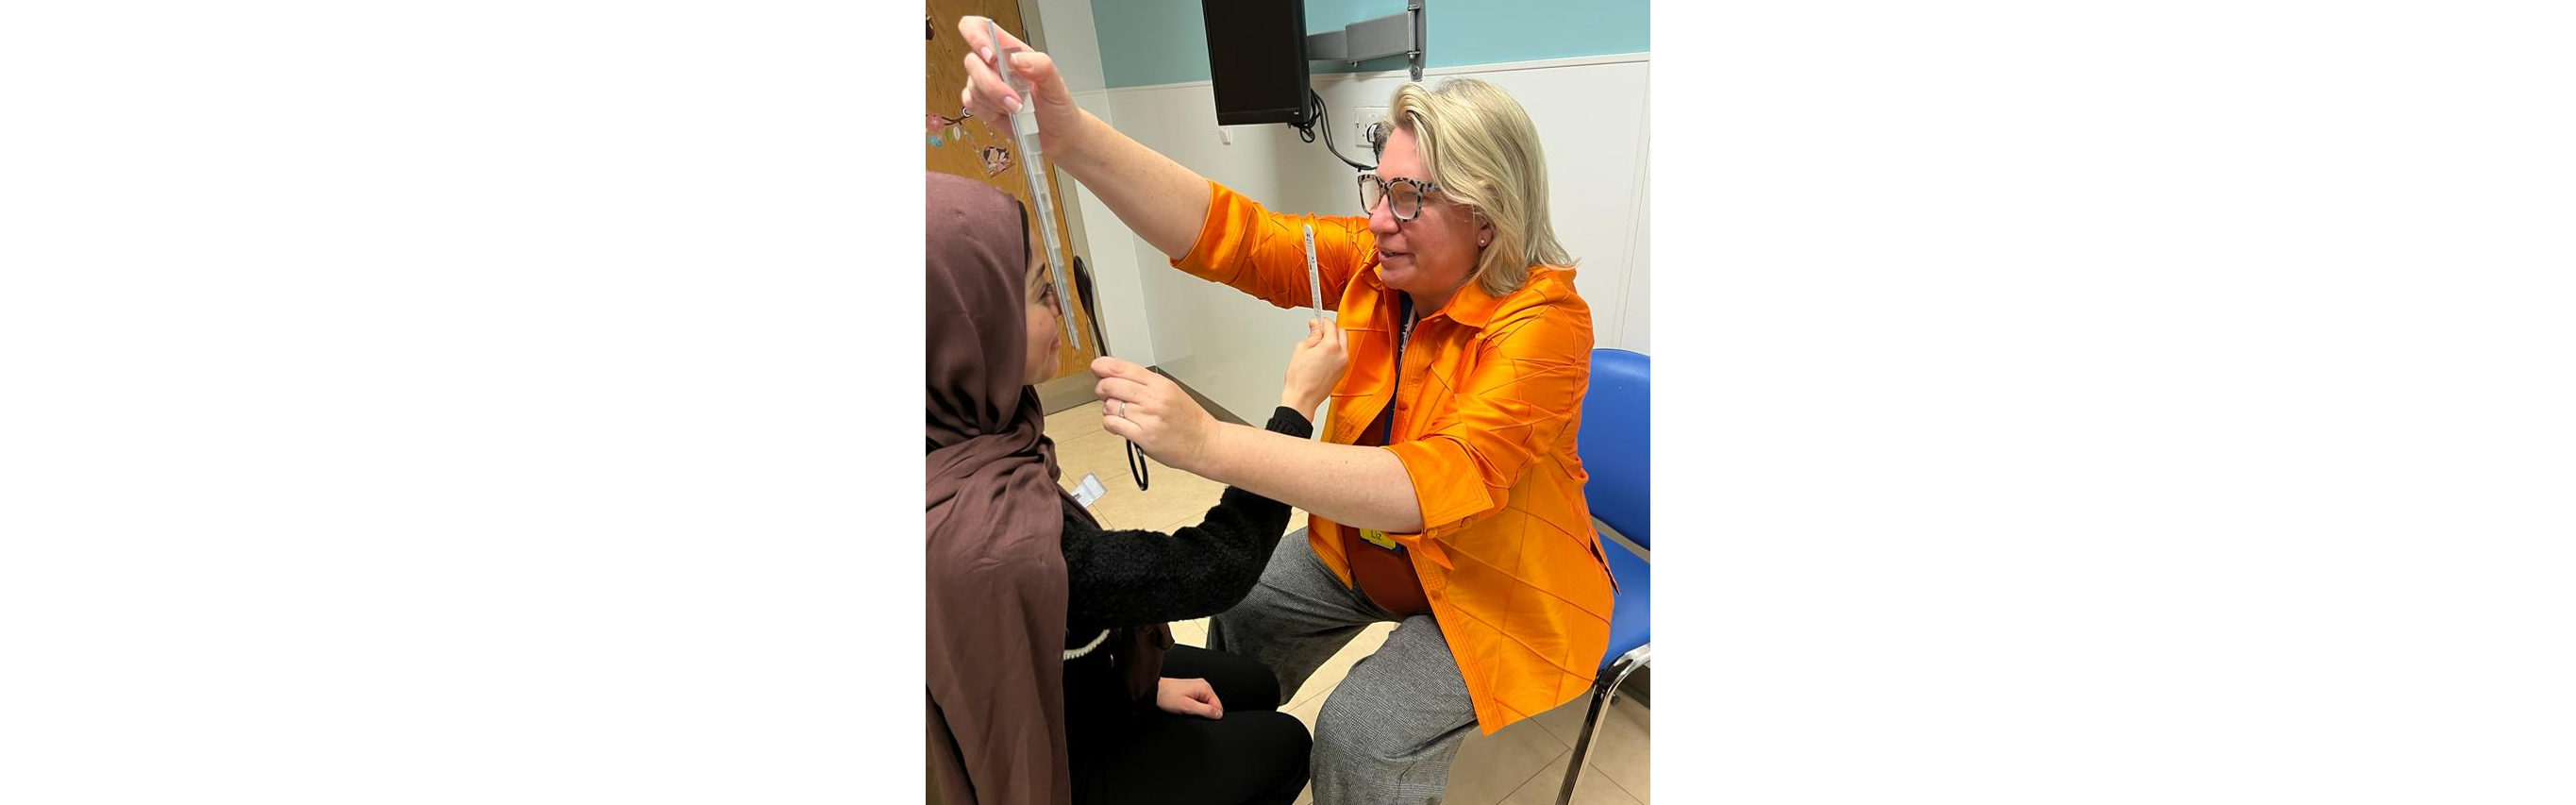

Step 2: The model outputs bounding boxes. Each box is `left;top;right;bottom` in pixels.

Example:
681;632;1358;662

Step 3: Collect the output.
958;18;1614;804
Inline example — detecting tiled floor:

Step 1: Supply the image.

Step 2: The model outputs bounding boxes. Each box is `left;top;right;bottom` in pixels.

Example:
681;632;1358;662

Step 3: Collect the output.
1045;399;1650;805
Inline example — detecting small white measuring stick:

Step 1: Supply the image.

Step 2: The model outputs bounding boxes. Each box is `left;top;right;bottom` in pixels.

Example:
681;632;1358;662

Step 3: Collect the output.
1304;223;1325;320
1302;223;1330;440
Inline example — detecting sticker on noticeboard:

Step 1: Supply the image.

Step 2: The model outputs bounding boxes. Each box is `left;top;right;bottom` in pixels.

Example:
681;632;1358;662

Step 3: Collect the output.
927;109;970;134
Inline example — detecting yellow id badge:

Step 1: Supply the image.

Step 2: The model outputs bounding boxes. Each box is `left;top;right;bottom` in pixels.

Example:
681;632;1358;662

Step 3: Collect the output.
1358;528;1399;550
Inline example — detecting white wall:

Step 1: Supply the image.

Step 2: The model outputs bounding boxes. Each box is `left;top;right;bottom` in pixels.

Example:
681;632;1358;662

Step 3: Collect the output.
1027;0;1162;368
1619;117;1651;353
1020;0;1104;93
1026;0;1649;420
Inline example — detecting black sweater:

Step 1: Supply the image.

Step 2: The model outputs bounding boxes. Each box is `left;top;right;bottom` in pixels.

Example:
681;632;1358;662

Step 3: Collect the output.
1062;406;1311;638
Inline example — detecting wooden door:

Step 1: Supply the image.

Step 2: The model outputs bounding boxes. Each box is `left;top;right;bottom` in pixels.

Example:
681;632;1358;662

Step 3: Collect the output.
926;0;1099;381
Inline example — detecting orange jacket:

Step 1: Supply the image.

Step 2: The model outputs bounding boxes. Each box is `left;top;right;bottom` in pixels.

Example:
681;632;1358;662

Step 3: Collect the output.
1172;180;1614;733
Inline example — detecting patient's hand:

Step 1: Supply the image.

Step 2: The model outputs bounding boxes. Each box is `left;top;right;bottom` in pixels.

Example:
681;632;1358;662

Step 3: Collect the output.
1156;677;1224;719
1280;319;1349;421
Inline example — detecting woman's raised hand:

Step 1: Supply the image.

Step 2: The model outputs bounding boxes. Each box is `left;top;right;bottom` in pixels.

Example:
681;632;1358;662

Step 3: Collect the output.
1281;319;1349;419
1094;357;1221;473
954;16;1086;158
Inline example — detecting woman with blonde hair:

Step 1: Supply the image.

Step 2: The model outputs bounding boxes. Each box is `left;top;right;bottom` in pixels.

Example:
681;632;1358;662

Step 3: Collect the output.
956;19;1614;804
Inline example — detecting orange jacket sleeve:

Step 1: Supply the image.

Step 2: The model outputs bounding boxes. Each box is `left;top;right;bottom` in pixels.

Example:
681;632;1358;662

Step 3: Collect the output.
1170;180;1373;312
1383;291;1595;549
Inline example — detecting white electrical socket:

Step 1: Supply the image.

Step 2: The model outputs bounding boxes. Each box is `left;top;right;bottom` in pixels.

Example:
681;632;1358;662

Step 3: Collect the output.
1353;105;1388;147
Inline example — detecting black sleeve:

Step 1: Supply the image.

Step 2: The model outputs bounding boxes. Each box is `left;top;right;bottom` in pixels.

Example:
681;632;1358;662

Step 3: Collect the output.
1063;407;1313;634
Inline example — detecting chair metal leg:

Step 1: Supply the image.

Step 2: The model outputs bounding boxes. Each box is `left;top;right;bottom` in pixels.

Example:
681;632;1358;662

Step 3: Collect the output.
1556;645;1649;805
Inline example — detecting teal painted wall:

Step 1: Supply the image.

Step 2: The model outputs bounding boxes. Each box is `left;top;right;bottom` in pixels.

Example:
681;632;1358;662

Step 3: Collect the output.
1093;0;1648;89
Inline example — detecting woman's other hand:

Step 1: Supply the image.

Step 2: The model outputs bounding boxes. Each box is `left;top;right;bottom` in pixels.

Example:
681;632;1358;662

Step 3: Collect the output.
1095;357;1221;473
1281;318;1349;421
1155;677;1224;719
954;16;1087;159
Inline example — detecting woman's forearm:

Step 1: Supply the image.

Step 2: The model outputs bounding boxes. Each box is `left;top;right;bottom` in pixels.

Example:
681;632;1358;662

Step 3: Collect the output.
1198;426;1422;534
1053;109;1213;260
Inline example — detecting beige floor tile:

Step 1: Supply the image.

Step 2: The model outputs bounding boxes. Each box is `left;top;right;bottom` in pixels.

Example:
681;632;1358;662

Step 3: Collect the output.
1116;478;1228;528
1528;690;1599;746
1046;428;1134;480
1283;621;1397;709
1292;785;1314;805
1052;430;1226;531
1053;432;1310;542
1499;750;1642;805
1168;617;1208;648
1281;691;1326;734
1048;428;1124;487
1044;399;1106;442
1445;720;1573;805
1151;513;1201;536
1578;696;1649;802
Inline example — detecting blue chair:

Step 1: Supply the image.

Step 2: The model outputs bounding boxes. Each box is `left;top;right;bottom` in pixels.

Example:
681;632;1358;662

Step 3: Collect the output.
1557;348;1650;805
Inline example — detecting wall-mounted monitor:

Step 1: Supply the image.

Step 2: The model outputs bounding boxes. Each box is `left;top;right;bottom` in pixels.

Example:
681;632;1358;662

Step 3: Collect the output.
1199;0;1312;126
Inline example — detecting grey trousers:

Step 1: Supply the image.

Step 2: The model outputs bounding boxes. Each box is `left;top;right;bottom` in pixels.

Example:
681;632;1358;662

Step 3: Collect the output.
1208;531;1478;805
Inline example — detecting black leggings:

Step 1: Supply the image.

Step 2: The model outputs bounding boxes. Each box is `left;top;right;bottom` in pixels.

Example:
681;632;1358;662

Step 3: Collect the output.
1078;645;1313;805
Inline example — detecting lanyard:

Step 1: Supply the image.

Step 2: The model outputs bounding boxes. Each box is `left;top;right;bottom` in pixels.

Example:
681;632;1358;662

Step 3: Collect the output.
1381;293;1415;446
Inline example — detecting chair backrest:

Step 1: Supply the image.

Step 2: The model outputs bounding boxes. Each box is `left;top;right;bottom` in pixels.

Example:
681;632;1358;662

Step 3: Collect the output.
1578;348;1649;550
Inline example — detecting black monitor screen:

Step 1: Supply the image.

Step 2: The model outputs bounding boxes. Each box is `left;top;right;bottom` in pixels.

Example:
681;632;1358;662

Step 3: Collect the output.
1200;0;1311;126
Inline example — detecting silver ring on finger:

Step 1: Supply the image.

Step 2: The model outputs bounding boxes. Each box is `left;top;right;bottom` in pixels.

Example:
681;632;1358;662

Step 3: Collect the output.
1112;399;1125;417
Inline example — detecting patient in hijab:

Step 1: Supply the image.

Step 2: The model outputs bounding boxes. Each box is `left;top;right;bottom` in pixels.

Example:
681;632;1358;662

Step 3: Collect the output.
925;171;1343;805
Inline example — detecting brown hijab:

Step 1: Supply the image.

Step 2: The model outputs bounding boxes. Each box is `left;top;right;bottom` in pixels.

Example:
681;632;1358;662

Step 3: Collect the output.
924;171;1078;805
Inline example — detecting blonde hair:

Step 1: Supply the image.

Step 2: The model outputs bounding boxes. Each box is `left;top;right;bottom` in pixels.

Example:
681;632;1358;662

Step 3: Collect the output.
1385;78;1577;296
